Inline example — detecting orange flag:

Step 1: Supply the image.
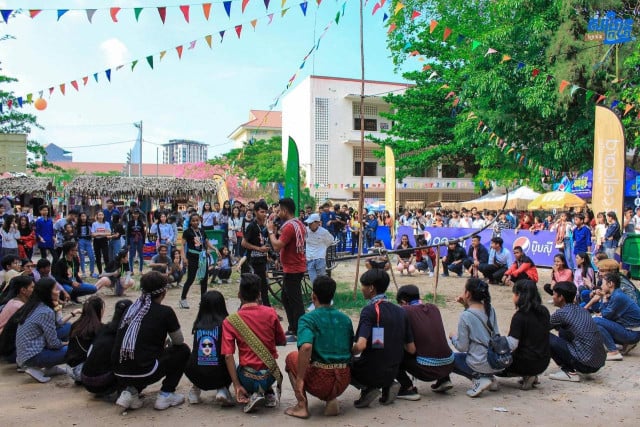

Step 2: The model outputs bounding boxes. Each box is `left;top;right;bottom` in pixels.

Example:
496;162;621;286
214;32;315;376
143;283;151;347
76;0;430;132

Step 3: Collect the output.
443;27;452;41
176;45;184;59
595;94;606;104
242;0;250;12
559;80;569;93
429;20;438;33
203;3;212;20
82;76;88;85
29;10;42;18
623;104;634;116
387;23;397;34
251;19;258;29
60;84;66;95
110;7;121;22
180;5;190;22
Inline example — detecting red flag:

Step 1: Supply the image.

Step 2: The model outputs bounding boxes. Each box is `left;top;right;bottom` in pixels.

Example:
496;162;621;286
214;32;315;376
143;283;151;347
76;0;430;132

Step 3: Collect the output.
176;45;184;59
180;5;190;22
82;76;89;86
532;69;540;77
443;27;452;41
29;10;42;18
158;7;167;24
595;94;606;104
235;25;243;38
71;80;79;91
422;64;431;71
387;23;397;34
411;10;421;20
242;0;250;13
372;3;381;15
110;7;121;22
202;3;212;20
60;84;66;95
559;80;569;93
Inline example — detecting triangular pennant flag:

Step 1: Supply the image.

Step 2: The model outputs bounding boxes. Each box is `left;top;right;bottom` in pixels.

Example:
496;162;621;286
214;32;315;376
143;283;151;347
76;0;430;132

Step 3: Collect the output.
106;69;111;82
300;1;308;15
268;13;274;23
29;10;42;18
0;10;11;23
242;0;250;13
158;7;167;24
264;0;271;8
452;97;460;107
443;27;452;41
559;80;569;93
219;30;226;41
500;54;511;63
445;91;455;99
6;100;12;110
485;48;497;56
176;45;184;59
203;3;212;20
224;1;232;17
585;89;594;101
282;0;287;7
411;10;421;20
283;7;290;17
189;40;197;49
623;104;634;116
17;97;23;108
372;3;381;15
517;62;525;70
428;71;438;80
110;7;121;22
82;76;88;86
49;87;55;95
403;42;412;50
160;50;167;60
131;60;138;71
146;56;154;69
116;64;123;71
57;10;69;21
134;8;143;21
60;84;66;95
611;100;620;109
86;9;97;23
180;5;190;22
335;10;340;23
532;68;540;77
387;23;397;33
410;50;420;56
422;64;432;71
205;34;213;48
394;3;405;15
471;40;481;50
570;85;580;96
235;25;243;38
27;94;33;103
251;19;258;29
429;19;438;33
71;80;79;91
383;12;389;21
93;73;99;83
546;75;553;82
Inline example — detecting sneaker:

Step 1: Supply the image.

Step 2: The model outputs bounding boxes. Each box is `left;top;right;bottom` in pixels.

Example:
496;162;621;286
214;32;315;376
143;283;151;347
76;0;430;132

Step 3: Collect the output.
179;299;190;309
396;386;421;401
379;381;401;405
264;390;278;408
489;376;499;392
518;376;540;386
440;273;449;277
466;376;492;398
91;273;99;279
431;378;453;393
221;279;229;284
520;376;537;390
215;387;234;407
116;388;144;410
188;386;202;404
43;365;69;377
25;367;51;383
154;392;185;410
354;387;381;408
69;365;83;383
16;366;25;373
549;370;580;382
243;392;264;413
428;272;434;277
621;343;638;356
606;352;623;361
286;334;297;344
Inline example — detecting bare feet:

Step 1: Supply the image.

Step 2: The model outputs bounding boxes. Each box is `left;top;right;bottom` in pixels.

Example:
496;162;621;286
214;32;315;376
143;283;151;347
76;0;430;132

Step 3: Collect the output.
285;403;310;419
323;399;339;416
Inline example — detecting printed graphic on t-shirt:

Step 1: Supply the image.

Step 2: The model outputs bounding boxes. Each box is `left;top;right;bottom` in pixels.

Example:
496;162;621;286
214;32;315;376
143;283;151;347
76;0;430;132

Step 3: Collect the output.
196;327;220;366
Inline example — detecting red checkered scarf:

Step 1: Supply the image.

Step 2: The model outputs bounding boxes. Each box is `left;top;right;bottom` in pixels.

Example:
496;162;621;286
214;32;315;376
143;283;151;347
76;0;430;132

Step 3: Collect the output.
282;218;306;253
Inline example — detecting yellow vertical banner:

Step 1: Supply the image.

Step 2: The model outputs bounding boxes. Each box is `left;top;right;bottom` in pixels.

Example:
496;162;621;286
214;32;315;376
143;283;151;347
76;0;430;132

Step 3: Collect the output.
213;174;230;204
385;146;396;238
592;105;626;222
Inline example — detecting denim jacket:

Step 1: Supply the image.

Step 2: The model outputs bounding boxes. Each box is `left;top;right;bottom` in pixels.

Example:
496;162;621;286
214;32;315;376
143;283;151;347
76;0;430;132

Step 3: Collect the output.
602;288;640;329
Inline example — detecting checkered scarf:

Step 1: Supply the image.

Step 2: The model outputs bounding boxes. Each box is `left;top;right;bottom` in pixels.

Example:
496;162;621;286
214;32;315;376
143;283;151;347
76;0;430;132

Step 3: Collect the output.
118;287;165;362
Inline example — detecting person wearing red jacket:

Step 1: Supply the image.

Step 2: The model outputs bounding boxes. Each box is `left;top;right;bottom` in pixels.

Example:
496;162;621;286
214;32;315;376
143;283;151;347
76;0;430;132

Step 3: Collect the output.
503;246;539;286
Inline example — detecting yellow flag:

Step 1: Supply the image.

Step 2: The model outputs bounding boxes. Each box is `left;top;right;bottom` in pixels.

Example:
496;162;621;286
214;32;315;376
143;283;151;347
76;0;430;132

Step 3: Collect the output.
394;3;405;15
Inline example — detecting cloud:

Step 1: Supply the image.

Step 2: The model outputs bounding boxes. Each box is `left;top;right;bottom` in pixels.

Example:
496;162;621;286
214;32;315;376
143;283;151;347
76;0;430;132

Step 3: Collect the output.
100;38;129;67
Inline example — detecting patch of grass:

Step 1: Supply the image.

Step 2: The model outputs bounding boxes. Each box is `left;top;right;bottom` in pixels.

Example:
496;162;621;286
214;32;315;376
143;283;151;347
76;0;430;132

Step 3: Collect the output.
331;282;446;313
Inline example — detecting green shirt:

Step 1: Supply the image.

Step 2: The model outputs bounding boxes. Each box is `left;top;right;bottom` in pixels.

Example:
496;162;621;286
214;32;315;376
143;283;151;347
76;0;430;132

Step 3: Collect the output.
297;306;354;364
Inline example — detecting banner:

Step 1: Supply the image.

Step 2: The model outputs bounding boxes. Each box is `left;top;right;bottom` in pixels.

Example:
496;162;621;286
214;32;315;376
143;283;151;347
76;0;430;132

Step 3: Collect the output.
419;227;557;267
384;146;396;238
285;137;300;215
592;105;626;222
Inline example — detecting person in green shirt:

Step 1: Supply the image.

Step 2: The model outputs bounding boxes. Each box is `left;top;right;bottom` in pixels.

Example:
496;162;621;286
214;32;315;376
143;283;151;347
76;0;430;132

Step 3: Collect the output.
284;276;354;419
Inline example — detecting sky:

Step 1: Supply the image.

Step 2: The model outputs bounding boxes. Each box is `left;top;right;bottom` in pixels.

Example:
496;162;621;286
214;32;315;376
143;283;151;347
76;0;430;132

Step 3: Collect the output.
1;0;409;164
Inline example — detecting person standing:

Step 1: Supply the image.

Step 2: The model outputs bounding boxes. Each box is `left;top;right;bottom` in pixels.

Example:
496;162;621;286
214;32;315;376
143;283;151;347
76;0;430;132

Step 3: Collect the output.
267;198;306;342
242;201;272;306
91;211;111;276
179;213;217;309
572;213;591;265
35;206;56;262
102;199;120;225
0;215;20;258
305;213;335;285
603;211;621;260
75;212;96;278
126;210;146;275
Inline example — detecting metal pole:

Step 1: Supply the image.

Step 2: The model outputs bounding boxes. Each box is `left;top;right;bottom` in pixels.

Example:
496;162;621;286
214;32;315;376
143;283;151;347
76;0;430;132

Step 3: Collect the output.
138;121;143;177
156;147;159;177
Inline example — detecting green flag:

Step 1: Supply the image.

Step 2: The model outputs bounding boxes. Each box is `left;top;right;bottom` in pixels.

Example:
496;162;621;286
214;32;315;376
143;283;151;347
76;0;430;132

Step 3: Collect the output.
285;137;300;216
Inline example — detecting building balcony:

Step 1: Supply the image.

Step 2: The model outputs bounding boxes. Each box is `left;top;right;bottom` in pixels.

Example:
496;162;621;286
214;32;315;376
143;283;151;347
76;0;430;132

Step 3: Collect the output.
341;130;388;144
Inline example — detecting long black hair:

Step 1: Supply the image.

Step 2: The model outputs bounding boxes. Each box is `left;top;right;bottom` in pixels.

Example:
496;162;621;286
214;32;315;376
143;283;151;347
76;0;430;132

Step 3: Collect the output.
513;280;546;316
465;277;492;318
2;214;15;232
576;252;592;279
13;278;57;325
192;290;229;334
0;276;34;305
105;299;133;333
69;296;105;341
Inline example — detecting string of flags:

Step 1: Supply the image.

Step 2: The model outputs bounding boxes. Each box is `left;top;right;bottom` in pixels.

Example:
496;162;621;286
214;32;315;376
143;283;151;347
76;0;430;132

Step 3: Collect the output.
0;1;323;113
0;0;324;24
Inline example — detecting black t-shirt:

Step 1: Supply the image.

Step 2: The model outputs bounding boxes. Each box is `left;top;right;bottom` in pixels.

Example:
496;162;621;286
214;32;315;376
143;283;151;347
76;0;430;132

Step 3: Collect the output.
244;221;268;265
334;212;350;232
508;307;551;373
182;227;206;256
396;245;414;260
112;302;180;376
82;325;114;377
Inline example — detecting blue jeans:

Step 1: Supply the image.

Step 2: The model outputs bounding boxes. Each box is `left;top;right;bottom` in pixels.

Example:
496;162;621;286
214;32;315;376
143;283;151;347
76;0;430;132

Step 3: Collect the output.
77;238;95;275
25;346;68;369
416;258;434;273
129;239;144;272
564;238;575;270
453;352;488;379
57;322;71;341
549;332;600;373
593;317;640;351
237;366;275;394
109;237;122;261
337;231;347;252
307;258;327;285
62;283;97;301
443;262;463;276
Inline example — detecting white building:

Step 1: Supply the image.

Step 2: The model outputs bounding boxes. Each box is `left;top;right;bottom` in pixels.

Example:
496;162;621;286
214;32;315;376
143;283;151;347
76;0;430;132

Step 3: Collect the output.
162;139;208;164
282;75;477;206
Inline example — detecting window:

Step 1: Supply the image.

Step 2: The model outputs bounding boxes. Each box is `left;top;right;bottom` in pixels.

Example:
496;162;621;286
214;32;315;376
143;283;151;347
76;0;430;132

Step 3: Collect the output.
354;118;378;131
442;164;461;178
315;98;329;141
352;103;378;131
354;161;378;176
315;144;329;185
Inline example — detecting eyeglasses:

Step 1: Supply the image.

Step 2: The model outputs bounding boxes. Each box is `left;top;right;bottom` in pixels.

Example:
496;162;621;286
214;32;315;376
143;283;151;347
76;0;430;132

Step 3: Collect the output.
201;343;213;348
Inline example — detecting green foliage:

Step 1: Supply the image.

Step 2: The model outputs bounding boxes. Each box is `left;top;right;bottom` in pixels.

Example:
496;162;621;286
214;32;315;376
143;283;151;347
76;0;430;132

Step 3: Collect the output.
380;0;639;187
209;136;285;184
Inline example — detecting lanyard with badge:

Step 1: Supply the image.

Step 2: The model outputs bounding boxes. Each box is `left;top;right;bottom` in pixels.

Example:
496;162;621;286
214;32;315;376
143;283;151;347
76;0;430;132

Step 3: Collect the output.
372;299;385;349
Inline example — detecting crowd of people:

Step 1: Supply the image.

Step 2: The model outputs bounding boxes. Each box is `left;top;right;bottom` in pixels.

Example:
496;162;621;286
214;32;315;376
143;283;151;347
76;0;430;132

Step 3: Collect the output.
0;197;639;419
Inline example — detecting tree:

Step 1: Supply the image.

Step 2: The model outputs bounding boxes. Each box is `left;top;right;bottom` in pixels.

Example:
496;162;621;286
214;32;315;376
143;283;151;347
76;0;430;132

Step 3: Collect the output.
378;0;639;186
209;136;286;184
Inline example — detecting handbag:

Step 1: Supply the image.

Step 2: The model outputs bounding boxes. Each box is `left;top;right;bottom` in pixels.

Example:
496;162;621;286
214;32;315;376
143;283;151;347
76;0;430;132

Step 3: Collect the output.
468;310;513;370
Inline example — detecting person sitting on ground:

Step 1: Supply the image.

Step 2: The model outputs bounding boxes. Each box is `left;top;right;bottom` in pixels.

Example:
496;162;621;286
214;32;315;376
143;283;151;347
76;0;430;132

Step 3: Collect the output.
365;240;390;271
221;273;287;413
65;296;105;383
0;276;34;334
462;235;489;278
441;240;467;277
543;254;574;296
0;255;22;292
95;249;134;297
503;246;539;286
170;249;186;287
53;241;98;303
285;276;354;419
450;278;503;398
81;299;132;397
394;285;454;401
479;237;513;285
496;280;550;390
15;278;81;383
395;234;416;276
548;282;606;382
113;271;190;411
350;269;415;408
414;236;436;277
185;290;234;406
574;252;596;300
210;246;233;284
32;258;71;303
149;244;173;276
591;272;640;361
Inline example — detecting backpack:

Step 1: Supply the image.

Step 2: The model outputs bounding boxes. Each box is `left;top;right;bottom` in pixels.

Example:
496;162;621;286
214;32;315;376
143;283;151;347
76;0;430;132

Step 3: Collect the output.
620;276;640;307
469;310;513;370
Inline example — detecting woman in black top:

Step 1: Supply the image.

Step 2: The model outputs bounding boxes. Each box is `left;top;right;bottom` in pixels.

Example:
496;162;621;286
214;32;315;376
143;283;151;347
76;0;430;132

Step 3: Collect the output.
395;234;416;275
126;210;146;274
65;296;105;382
75;212;96;278
497;279;550;389
179;213;216;309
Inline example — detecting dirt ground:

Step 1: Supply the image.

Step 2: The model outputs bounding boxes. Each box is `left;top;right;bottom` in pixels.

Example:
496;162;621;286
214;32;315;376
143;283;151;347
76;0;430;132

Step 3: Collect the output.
1;260;639;426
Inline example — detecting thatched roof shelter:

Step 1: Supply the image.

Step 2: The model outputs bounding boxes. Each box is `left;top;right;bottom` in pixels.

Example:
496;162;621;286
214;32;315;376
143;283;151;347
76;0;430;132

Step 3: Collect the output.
0;176;56;195
67;176;218;199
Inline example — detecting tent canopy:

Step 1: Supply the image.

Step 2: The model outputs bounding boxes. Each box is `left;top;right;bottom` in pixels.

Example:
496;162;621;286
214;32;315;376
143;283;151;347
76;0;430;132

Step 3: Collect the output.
67;176;218;199
461;186;540;211
528;191;587;210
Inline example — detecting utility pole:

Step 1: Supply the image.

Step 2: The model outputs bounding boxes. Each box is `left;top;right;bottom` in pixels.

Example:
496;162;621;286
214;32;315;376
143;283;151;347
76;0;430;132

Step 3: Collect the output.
134;121;143;177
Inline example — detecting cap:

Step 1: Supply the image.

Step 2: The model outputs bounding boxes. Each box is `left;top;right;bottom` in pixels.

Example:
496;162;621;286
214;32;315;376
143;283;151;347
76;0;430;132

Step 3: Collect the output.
597;258;620;272
305;213;321;224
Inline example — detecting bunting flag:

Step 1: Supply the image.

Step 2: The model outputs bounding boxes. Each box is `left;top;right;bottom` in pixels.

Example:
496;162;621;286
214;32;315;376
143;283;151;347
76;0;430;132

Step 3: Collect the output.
500;54;511;63
176;45;184;59
131;60;138;71
443;27;452;41
59;84;66;95
485;48;497;56
180;5;190;22
86;9;97;22
411;10;420;20
429;19;438;33
264;0;271;9
105;69;111;81
205;34;213;47
82;76;88;86
158;7;167;23
235;25;243;38
251;19;258;29
268;13;274;23
394;3;405;15
387;23;397;34
242;0;251;13
559;80;569;93
372;3;381;15
29;10;42;18
110;7;121;22
203;3;212;20
57;9;68;21
160;50;167;60
224;1;232;17
70;81;79;91
134;7;143;21
1;9;12;23
219;30;226;41
147;56;154;69
300;1;308;15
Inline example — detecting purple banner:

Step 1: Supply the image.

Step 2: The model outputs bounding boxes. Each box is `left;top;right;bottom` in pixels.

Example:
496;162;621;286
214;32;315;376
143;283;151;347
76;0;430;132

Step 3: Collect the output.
421;228;556;268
